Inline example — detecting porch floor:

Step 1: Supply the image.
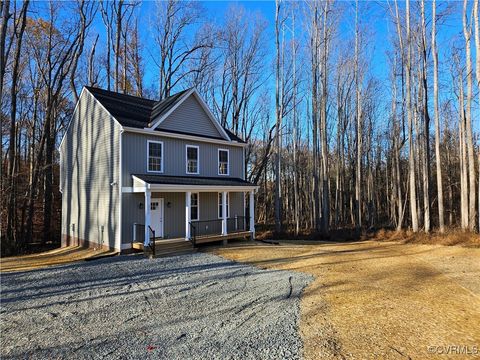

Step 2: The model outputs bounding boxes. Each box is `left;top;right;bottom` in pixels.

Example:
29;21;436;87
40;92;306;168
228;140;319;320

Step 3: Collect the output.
132;230;253;256
193;231;252;244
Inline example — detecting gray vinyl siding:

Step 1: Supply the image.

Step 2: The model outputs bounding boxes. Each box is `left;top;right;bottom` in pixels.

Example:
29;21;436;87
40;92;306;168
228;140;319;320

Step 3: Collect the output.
121;191;245;242
122;133;244;186
157;94;223;139
60;90;121;250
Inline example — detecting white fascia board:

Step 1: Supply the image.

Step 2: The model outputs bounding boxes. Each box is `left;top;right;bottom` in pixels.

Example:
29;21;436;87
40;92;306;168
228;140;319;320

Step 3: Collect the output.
123;126;248;148
147;184;259;192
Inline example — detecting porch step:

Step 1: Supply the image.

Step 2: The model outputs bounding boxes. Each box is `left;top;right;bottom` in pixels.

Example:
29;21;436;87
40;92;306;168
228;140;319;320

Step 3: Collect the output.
142;239;195;258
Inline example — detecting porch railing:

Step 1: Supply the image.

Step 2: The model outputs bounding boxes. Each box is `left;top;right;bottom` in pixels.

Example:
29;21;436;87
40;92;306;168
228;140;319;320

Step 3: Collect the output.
227;216;249;233
148;226;156;257
189;216;251;246
132;223;155;256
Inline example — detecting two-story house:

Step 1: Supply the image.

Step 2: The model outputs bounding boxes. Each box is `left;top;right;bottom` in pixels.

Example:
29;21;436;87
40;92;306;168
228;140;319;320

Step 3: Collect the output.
59;87;258;253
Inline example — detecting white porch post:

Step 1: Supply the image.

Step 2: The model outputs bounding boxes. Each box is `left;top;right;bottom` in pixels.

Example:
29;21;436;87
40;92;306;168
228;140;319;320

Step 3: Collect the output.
222;191;228;235
185;191;191;240
144;190;151;246
249;190;255;240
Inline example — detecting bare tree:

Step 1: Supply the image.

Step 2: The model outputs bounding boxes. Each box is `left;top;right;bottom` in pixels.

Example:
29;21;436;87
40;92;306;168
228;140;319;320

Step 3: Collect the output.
274;0;283;233
354;0;362;230
6;0;29;246
462;0;476;232
153;0;211;100
406;0;419;232
431;0;444;233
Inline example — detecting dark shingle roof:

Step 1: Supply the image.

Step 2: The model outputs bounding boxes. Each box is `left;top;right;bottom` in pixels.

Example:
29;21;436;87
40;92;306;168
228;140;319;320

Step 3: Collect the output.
84;86;246;143
133;174;256;187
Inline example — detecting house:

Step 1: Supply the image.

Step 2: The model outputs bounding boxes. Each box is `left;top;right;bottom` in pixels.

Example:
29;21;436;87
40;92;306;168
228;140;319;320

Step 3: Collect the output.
59;86;258;253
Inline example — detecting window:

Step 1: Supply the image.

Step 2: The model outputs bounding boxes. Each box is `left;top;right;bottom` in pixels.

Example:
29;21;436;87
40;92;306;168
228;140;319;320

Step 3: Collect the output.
218;149;229;175
191;193;199;220
186;145;199;174
147;141;163;172
218;193;230;218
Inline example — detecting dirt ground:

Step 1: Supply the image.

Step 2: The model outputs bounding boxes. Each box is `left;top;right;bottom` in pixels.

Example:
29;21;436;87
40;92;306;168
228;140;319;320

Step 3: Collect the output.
0;246;115;272
211;240;480;359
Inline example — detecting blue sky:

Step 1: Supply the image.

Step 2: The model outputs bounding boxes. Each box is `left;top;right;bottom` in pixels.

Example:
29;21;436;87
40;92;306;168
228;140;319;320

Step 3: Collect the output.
35;1;478;134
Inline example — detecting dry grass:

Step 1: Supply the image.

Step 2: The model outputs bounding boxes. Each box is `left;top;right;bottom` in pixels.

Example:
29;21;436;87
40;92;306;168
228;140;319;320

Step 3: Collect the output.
0;246;116;272
210;240;480;359
371;229;480;248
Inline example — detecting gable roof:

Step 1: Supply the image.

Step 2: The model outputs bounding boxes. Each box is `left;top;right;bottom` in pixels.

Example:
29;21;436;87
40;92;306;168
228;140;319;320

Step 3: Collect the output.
84;86;246;143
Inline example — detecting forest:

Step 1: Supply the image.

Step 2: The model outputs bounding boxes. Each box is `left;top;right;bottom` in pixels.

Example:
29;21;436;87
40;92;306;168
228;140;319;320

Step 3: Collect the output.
0;0;479;256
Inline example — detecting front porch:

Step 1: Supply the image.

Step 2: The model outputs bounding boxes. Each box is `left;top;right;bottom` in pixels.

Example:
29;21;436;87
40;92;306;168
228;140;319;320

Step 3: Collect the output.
128;174;258;254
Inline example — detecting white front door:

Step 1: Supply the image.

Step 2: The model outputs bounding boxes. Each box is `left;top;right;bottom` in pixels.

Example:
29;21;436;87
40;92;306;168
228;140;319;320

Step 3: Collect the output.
150;198;164;238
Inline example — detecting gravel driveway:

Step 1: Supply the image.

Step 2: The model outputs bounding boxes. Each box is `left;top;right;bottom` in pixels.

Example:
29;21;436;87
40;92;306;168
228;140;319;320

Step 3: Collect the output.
1;252;312;359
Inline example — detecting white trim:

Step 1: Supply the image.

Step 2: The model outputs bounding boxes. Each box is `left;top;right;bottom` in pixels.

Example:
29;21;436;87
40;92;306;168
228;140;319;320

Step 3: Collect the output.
131;175;258;193
190;192;200;221
249;190;255;239
117;129;124;252
122;187;134;193
123;126;248;147
217;148;230;176
59;146;63;193
146;140;164;173
221;191;228;236
185;191;191;239
218;192;230;219
148;88;230;142
185;144;200;175
242;147;246;180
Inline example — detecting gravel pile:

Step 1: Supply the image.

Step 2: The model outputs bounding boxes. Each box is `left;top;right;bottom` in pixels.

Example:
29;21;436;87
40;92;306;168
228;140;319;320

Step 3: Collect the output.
1;252;312;359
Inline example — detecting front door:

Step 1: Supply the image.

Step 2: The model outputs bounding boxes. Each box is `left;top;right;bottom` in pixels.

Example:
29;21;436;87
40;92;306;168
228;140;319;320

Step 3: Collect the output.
150;198;164;238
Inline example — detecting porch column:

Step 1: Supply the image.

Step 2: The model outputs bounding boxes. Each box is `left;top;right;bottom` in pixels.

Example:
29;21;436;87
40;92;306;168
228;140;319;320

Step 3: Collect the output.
144;190;151;246
222;191;228;236
249;190;255;240
185;191;191;240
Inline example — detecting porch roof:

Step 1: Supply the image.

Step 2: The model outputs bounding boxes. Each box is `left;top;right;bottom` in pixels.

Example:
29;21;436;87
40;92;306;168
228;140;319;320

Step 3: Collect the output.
132;174;258;192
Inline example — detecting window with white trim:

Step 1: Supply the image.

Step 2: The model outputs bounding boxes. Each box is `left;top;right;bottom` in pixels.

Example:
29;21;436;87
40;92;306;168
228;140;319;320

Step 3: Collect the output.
148;141;163;172
218;149;229;175
191;193;199;220
218;193;230;218
186;145;199;174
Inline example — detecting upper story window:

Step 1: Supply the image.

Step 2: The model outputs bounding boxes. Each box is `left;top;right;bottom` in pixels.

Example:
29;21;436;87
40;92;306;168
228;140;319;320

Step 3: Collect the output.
147;140;163;173
186;145;199;174
218;149;229;175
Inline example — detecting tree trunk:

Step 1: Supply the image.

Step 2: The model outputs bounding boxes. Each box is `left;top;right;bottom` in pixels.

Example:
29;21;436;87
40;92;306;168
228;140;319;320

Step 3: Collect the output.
274;0;283;233
355;0;362;230
463;0;477;232
431;0;444;233
406;0;419;232
6;0;29;246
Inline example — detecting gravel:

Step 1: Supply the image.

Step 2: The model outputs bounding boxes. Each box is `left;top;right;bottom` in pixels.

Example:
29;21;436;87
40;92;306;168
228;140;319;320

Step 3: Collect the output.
1;252;313;359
